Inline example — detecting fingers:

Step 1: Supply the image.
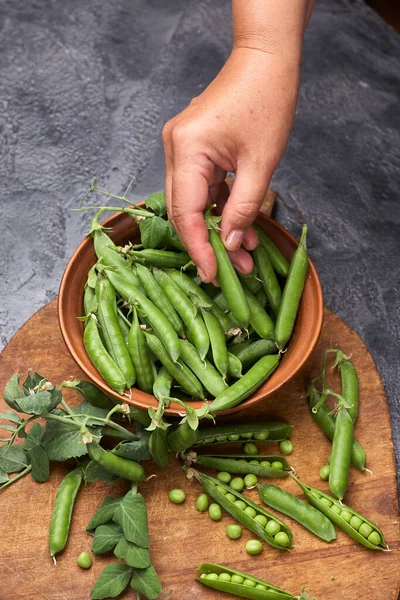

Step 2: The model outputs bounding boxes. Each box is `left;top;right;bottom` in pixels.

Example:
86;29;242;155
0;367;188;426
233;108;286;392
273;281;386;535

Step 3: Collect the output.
228;247;254;274
243;227;258;251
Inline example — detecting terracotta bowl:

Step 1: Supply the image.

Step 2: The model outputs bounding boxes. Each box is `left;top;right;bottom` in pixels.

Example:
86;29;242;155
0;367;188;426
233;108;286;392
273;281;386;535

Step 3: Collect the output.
58;207;323;417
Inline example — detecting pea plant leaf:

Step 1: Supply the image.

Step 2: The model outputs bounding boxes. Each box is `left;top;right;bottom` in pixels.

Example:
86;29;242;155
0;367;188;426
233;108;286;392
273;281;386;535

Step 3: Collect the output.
28;445;50;483
92;522;123;555
0;445;28;473
91;562;133;600
0;424;15;433
114;536;151;569
130;565;162;600
0;411;21;425
42;420;100;461
23;422;45;452
144;191;166;217
3;374;24;411
113;492;150;548
139;216;168;249
16;392;53;415
162;220;185;251
112;437;150;463
86;496;123;532
85;460;120;483
71;400;109;426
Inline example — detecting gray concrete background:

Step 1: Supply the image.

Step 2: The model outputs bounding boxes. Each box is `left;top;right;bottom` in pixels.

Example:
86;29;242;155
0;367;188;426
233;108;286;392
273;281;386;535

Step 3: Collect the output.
0;0;399;481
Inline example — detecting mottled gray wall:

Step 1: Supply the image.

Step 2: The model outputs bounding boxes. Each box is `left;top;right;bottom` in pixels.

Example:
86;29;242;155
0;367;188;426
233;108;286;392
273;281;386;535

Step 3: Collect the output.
0;1;399;473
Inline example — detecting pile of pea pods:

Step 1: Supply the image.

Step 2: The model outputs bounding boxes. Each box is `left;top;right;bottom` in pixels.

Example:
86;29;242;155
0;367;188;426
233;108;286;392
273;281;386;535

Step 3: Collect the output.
82;200;309;416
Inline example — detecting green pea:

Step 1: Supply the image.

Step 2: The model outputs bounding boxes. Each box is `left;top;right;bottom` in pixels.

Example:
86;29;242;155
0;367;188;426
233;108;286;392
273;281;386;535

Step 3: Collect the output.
232;575;244;584
274;531;290;548
216;435;228;442
206;437;216;443
241;433;254;439
341;510;352;523
77;552;92;569
359;523;373;538
254;514;268;527
368;531;381;545
225;492;236;503
249;460;260;465
228;434;240;441
320;497;333;508
319;465;330;481
259;461;271;468
279;440;293;455
226;524;242;540
245;540;263;556
243;442;258;456
216;486;227;495
271;461;283;469
238;459;249;465
244;578;257;587
168;489;186;504
200;573;208;579
349;516;363;531
244;506;257;518
244;474;258;489
195;493;209;513
219;573;232;582
331;505;341;515
206;573;219;580
255;584;268;590
217;471;232;484
209;504;222;521
230;477;245;492
234;500;247;511
254;431;269;441
265;520;281;536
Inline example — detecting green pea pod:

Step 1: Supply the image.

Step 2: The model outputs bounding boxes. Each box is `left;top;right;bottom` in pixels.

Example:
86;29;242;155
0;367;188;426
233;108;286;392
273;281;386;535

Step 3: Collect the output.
192;422;292;448
256;288;268;309
127;308;155;394
291;474;387;550
153;366;173;402
192;455;290;478
84;283;97;316
240;269;263;294
49;466;83;559
201;308;229;378
191;469;292;550
168;422;199;453
255;226;290;278
84;314;127;395
127;248;191;268
253;245;282;316
258;483;336;542
231;339;278;371
148;428;170;468
242;284;275;339
179;339;228;398
274;225;308;350
339;358;359;422
196;563;295;599
62;380;114;410
116;311;131;344
329;402;354;500
227;353;243;379
210;355;280;412
87;443;146;482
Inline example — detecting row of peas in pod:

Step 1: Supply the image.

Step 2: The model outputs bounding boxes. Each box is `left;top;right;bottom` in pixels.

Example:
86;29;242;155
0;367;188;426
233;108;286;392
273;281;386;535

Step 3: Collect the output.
81;188;309;416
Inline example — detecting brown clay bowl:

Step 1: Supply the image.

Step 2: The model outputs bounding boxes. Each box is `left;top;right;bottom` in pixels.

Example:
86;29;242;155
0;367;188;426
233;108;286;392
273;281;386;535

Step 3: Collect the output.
58;207;323;417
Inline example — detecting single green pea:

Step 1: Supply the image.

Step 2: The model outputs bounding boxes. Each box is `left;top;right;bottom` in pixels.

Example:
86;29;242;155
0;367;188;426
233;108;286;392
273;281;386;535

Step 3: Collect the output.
238;459;249;465
249;460;260;465
225;492;236;503
216;435;228;442
244;506;257;518
209;503;222;521
271;461;283;469
279;440;293;455
228;434;240;441
219;573;232;582
265;520;281;536
259;460;271;468
230;477;245;492
331;505;341;515
244;474;258;489
168;489;186;504
206;437;216;443
359;523;373;538
241;433;254;439
77;552;92;569
195;493;209;513
319;465;330;481
341;510;352;523
200;573;208;579
226;524;242;540
243;442;258;456
274;531;290;548
234;500;247;511
320;497;333;508
254;514;268;527
245;540;263;556
216;486;227;495
217;471;232;484
254;431;269;441
255;584;268;591
244;578;257;587
349;516;363;531
206;573;219;580
232;575;244;584
368;531;381;545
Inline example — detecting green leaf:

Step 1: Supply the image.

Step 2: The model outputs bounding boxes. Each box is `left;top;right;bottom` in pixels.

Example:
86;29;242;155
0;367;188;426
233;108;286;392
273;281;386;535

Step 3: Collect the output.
92;522;123;555
113;492;150;548
0;424;15;433
28;445;49;483
85;460;119;483
114;536;151;568
139;216;168;249
130;565;162;600
0;468;9;484
21;371;61;412
3;374;23;410
0;445;28;473
0;411;21;425
42;420;100;461
23;422;45;452
16;392;53;415
71;400;109;426
144;191;166;216
91;563;132;600
162;221;185;251
112;437;150;463
185;406;199;431
87;497;123;532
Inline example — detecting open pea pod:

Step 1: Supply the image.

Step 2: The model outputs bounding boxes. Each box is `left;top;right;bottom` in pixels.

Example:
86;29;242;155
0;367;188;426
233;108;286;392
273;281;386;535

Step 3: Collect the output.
196;563;295;599
190;469;292;550
191;422;292;449
192;455;291;478
291;474;387;550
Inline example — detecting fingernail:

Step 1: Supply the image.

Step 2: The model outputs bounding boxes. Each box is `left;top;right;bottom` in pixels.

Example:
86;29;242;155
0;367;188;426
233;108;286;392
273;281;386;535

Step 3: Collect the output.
224;230;243;252
198;268;207;282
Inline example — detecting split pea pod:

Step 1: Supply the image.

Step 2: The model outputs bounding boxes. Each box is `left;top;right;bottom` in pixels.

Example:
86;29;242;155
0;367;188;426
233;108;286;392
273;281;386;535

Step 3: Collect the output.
103;268;180;361
255;226;290;278
208;226;250;328
144;332;204;399
84;314;126;395
191;469;292;550
49;466;83;559
274;225;308;350
192;422;292;448
339;357;359;422
291;475;387;550
126;248;191;268
95;278;135;388
87;442;146;481
196;563;295;599
201;308;229;378
210;355;280;412
253;245;282;316
179;339;228;397
230;339;278;371
153;269;210;360
258;483;336;542
135;263;184;335
191;454;290;478
128;308;155;394
329;400;354;500
242;284;275;339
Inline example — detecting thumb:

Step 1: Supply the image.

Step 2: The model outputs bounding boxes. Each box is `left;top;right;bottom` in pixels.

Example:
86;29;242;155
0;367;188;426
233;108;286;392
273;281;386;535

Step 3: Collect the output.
220;167;270;252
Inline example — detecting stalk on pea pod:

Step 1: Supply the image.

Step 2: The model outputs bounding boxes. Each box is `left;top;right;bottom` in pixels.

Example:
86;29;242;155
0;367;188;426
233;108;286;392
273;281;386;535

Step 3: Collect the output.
186;454;291;478
191;422;292;449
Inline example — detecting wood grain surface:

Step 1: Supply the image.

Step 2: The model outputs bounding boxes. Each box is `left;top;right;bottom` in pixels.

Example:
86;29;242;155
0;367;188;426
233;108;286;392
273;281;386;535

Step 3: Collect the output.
0;300;399;600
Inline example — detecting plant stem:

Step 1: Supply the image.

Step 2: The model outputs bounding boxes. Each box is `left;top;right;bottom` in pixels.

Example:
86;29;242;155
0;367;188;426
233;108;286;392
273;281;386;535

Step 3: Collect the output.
45;412;136;441
0;465;32;490
7;415;38;446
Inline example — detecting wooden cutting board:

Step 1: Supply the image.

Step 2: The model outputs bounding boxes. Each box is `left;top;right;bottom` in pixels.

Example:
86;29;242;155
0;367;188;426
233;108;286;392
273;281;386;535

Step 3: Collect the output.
0;300;399;600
